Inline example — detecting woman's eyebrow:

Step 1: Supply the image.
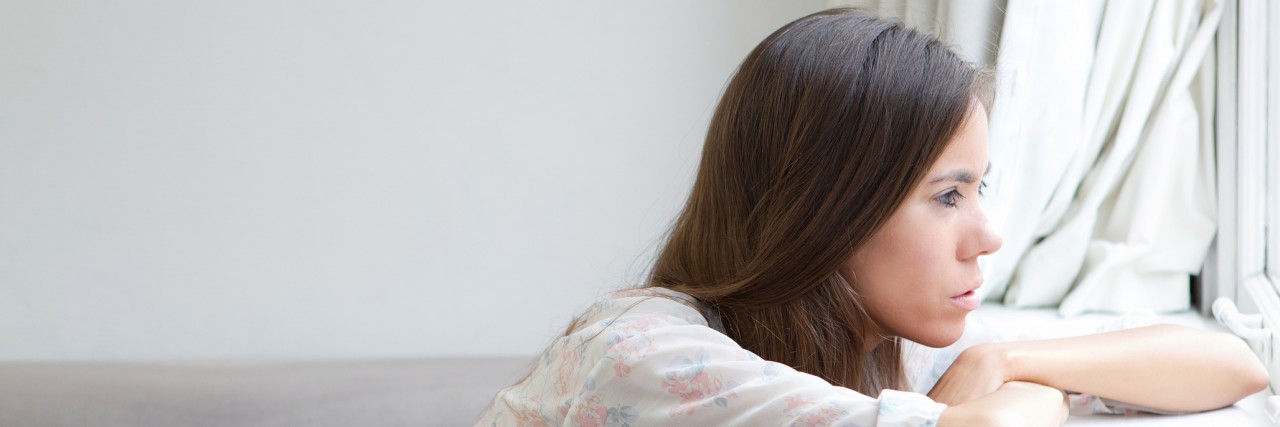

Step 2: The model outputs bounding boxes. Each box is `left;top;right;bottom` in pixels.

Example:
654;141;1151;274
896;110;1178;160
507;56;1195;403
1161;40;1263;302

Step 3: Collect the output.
928;163;992;184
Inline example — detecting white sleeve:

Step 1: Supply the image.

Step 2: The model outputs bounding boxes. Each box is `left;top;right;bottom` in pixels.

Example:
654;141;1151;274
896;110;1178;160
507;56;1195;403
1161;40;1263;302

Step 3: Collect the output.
569;315;946;427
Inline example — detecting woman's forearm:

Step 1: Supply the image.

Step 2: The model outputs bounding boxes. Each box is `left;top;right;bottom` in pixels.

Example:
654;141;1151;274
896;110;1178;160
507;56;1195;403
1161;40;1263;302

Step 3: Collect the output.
939;381;1068;427
989;324;1268;412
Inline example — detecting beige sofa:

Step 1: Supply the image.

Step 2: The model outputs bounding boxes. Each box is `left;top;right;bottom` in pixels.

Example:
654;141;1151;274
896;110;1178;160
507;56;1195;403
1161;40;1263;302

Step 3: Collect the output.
0;357;530;427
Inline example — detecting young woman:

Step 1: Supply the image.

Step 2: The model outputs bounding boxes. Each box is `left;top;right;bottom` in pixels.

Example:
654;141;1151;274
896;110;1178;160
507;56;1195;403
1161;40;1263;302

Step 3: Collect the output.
478;8;1267;426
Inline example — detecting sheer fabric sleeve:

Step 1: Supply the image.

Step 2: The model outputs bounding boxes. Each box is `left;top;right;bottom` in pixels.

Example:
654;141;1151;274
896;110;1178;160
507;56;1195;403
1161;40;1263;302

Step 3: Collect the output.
572;312;946;427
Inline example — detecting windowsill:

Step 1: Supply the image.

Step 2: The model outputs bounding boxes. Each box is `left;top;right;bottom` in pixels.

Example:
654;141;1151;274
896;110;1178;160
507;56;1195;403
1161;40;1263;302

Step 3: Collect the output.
1065;391;1270;426
972;302;1225;338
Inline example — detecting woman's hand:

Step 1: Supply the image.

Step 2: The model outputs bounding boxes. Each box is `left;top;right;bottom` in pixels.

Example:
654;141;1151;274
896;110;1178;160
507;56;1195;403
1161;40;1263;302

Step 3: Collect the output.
938;381;1068;427
928;343;1011;405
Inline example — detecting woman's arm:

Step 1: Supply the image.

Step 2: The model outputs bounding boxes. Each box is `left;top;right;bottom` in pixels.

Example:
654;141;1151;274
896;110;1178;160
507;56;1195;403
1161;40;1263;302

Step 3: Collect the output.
931;324;1269;413
938;381;1068;427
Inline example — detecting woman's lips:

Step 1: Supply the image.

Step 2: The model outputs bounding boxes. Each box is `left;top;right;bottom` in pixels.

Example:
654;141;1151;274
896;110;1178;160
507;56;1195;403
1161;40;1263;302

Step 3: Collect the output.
951;289;980;311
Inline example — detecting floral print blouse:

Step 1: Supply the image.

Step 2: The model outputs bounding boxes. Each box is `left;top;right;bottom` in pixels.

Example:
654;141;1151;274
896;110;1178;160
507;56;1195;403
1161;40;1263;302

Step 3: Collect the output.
476;287;1149;426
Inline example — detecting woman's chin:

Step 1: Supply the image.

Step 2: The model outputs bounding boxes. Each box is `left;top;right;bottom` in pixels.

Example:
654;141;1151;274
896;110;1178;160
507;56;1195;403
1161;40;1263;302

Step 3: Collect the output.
905;323;966;348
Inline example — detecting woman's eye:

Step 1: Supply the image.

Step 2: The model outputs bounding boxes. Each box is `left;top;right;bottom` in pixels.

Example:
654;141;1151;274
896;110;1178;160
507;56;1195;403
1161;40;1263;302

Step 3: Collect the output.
978;180;988;198
935;189;965;208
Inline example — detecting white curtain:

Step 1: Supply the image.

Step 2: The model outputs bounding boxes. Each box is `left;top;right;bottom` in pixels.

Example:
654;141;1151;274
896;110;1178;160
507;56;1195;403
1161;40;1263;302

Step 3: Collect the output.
828;0;1221;316
985;0;1220;316
827;0;1007;67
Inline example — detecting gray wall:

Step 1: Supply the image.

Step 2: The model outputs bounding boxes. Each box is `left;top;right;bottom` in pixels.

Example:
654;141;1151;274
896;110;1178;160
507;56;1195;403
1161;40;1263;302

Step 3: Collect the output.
0;1;827;360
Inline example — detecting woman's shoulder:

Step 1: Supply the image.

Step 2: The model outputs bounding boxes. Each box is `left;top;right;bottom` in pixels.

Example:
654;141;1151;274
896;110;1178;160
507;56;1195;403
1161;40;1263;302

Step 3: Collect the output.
548;287;724;353
577;287;715;331
554;287;745;384
600;286;702;308
480;288;742;424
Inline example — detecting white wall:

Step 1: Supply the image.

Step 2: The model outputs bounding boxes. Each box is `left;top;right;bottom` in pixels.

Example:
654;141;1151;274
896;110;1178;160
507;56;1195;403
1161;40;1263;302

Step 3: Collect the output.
0;0;827;360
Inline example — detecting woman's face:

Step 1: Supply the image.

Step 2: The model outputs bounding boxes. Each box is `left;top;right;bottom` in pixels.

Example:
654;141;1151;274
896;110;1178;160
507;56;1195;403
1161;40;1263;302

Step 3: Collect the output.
842;105;1003;349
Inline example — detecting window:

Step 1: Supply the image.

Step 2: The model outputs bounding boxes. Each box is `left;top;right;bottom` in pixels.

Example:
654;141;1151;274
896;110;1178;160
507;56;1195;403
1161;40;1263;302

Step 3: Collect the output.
1210;0;1280;392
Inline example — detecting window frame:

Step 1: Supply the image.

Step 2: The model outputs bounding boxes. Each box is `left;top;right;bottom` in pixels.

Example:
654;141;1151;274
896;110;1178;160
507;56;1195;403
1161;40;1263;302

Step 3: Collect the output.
1211;0;1280;389
1268;0;1280;290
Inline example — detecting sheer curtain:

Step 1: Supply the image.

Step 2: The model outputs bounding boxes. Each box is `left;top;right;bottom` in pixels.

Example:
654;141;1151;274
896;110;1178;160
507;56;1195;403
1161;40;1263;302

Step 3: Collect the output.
988;0;1219;316
829;0;1221;316
827;0;1006;66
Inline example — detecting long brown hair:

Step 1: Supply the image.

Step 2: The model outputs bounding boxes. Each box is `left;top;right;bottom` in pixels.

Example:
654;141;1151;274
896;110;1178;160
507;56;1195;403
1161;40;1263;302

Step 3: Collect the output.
649;9;993;394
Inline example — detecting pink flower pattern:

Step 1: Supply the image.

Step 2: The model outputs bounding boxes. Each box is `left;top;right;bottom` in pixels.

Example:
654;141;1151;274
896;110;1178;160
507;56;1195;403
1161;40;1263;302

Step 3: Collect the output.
782;394;851;427
572;394;609;427
553;347;581;396
513;410;550;427
660;350;739;416
607;315;663;378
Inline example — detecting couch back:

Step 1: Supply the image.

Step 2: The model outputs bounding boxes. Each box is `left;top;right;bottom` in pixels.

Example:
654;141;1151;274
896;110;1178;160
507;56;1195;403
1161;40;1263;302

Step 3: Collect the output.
0;357;530;427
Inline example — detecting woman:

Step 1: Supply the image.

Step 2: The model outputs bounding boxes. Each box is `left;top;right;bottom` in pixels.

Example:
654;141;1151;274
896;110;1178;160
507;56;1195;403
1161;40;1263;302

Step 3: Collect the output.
478;8;1267;426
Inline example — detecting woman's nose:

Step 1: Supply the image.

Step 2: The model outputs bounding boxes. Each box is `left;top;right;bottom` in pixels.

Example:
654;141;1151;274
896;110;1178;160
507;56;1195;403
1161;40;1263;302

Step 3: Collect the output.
978;220;1003;256
962;209;1003;260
